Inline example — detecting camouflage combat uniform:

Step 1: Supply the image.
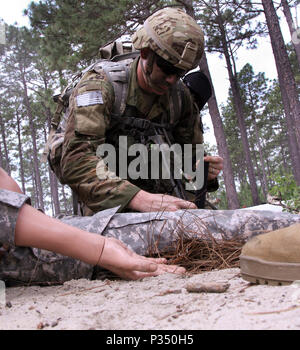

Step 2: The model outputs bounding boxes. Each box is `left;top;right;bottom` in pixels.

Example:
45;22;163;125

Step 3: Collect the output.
1;188;300;286
45;8;219;215
59;57;207;215
0;189;99;286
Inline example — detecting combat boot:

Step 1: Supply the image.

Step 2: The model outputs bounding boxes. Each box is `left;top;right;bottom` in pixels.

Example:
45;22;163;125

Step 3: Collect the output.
240;223;300;285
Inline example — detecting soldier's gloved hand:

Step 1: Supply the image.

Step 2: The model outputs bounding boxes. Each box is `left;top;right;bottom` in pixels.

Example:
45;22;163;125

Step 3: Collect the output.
98;237;186;280
128;190;197;212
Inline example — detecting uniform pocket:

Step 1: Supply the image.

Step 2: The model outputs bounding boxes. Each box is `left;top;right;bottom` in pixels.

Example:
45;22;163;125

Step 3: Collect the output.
74;80;112;137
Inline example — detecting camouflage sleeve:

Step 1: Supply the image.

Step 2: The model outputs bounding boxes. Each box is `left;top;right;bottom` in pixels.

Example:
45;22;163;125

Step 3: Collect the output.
0;189;30;247
60;71;140;214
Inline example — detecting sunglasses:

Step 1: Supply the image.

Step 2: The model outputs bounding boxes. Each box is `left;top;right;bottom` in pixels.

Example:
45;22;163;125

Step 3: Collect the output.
155;54;186;77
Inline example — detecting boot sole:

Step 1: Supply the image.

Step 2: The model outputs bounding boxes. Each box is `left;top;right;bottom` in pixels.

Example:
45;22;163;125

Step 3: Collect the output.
240;255;300;286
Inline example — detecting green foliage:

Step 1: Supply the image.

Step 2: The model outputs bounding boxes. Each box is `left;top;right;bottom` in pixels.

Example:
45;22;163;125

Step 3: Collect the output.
195;0;265;57
221;60;295;203
25;0;168;72
269;171;300;214
206;178;228;209
237;183;254;208
0;24;72;215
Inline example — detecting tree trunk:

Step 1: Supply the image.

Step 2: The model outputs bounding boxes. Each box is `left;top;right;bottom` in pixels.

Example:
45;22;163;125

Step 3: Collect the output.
237;157;248;187
262;0;300;185
249;141;263;197
225;62;260;206
30;159;39;207
248;90;268;200
215;3;260;205
278;114;295;174
22;75;45;211
61;185;71;214
0;114;11;175
281;0;300;69
252;116;268;200
281;143;289;170
200;53;240;209
0;142;3;168
16;111;26;193
48;168;61;216
281;97;300;182
264;155;274;188
184;0;240;209
44;109;61;216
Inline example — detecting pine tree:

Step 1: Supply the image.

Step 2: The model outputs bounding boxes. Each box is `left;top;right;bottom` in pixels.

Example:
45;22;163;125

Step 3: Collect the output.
237;64;270;200
195;0;264;205
25;0;166;71
261;0;300;185
179;0;240;209
281;0;300;70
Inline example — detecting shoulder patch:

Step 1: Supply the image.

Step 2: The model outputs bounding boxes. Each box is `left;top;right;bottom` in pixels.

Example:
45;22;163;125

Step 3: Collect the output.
76;90;103;107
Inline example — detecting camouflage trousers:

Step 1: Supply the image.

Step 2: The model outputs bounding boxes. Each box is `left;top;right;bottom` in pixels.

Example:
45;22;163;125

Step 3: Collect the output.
1;189;300;286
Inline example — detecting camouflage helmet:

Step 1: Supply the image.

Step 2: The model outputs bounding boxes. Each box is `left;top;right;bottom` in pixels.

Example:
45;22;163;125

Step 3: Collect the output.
132;7;204;71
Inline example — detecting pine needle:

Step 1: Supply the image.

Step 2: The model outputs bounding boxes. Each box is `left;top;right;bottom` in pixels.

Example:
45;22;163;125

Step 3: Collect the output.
147;217;246;274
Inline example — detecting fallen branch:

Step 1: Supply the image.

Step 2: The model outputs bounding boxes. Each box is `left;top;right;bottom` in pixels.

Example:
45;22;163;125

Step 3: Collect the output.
185;282;230;293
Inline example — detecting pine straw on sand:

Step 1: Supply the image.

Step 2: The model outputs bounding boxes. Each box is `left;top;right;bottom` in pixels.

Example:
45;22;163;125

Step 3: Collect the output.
158;235;245;274
147;220;246;274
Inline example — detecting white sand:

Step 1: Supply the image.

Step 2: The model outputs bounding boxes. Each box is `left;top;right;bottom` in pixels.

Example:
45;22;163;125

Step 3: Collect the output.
1;268;300;330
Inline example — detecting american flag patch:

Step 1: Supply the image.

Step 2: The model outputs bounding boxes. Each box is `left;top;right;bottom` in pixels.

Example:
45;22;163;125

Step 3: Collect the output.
76;90;103;107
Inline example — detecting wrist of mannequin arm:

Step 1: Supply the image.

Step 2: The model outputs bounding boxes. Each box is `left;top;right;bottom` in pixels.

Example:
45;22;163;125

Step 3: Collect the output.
14;203;106;266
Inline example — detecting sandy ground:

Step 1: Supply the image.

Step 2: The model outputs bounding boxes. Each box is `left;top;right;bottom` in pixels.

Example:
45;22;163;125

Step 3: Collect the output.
1;267;300;331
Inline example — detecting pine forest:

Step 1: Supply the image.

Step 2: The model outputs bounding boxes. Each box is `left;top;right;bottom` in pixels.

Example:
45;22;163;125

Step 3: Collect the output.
0;0;299;215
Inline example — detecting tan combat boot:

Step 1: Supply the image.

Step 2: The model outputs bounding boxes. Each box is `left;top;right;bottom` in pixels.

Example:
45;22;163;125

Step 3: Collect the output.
240;223;300;285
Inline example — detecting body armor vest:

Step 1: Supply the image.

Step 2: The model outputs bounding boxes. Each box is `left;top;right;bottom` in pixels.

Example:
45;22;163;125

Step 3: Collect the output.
44;50;185;196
